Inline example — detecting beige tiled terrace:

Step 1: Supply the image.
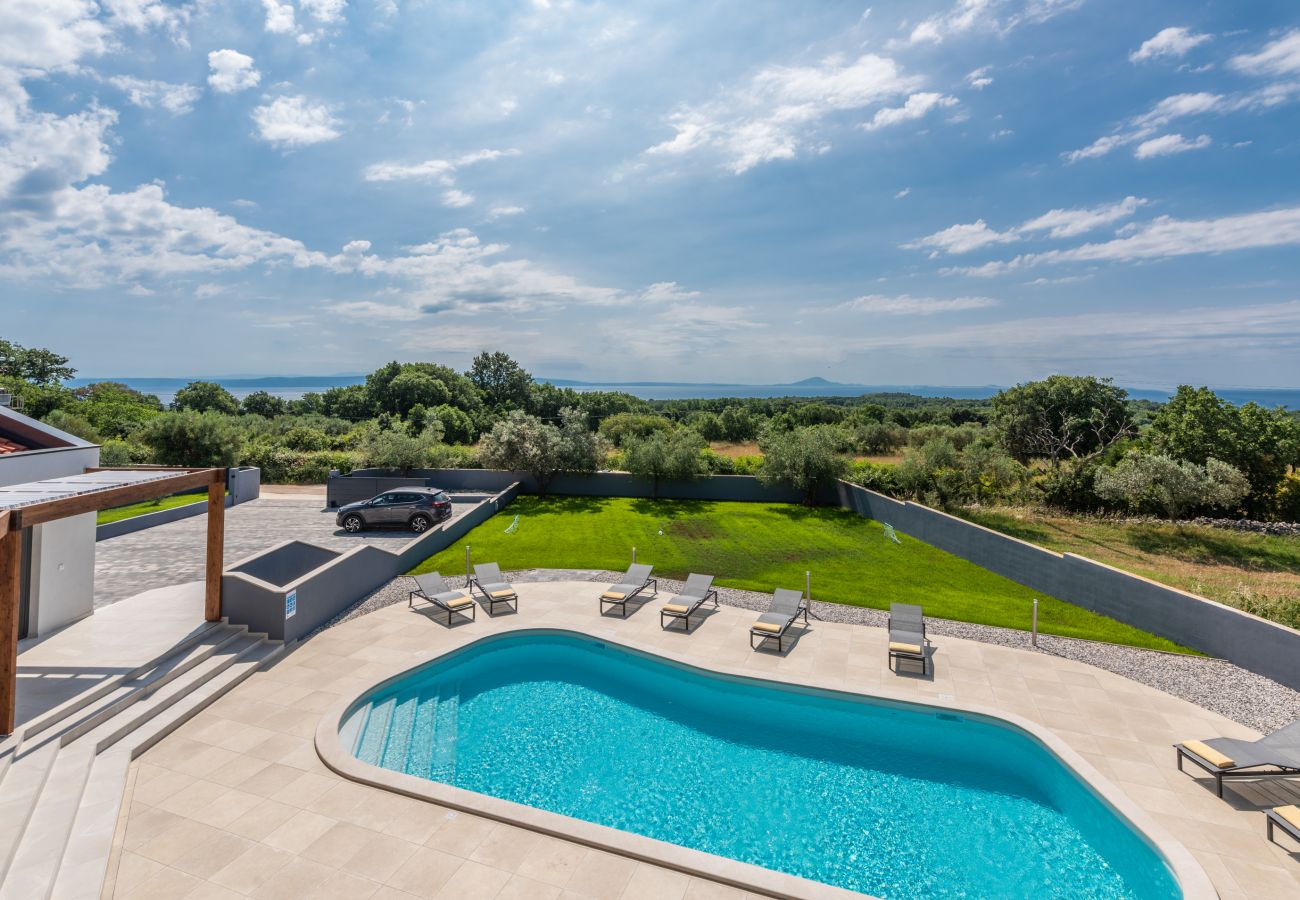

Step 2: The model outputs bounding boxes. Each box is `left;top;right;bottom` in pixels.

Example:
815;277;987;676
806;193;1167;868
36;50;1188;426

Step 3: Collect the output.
106;581;1300;900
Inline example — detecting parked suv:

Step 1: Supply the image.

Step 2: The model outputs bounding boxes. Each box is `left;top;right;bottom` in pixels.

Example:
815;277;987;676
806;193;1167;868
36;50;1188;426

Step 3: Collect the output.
335;488;453;534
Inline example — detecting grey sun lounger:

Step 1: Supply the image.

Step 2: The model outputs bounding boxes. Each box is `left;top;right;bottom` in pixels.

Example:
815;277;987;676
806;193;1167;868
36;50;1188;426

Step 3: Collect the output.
749;588;808;653
408;572;476;625
1267;804;1300;848
659;574;719;631
599;564;657;617
469;562;518;615
888;602;930;675
1175;720;1300;797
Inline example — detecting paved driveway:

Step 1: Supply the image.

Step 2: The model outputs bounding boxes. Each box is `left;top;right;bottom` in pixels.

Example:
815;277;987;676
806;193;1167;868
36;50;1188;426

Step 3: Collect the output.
94;498;476;607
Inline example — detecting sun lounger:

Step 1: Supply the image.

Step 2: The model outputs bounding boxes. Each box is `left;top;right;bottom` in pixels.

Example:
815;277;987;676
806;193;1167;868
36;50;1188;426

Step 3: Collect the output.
888;602;929;674
1175;720;1300;797
659;574;718;631
470;562;518;615
408;572;476;625
1267;805;1300;847
599;564;657;617
749;589;808;652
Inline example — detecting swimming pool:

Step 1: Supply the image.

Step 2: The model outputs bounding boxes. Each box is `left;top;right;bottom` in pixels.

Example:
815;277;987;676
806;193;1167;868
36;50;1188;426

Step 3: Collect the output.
336;631;1183;899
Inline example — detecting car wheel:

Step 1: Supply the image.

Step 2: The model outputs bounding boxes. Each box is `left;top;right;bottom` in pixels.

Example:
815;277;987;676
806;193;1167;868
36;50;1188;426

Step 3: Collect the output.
342;514;364;533
410;513;433;533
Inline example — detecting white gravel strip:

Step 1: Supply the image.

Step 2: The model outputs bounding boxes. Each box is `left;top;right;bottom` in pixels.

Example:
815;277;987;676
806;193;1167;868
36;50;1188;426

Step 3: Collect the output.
311;568;1300;735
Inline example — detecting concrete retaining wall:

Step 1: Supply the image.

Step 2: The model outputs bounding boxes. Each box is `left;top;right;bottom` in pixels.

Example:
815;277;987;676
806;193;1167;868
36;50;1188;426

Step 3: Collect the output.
834;481;1300;690
330;469;808;505
222;482;520;643
97;467;262;541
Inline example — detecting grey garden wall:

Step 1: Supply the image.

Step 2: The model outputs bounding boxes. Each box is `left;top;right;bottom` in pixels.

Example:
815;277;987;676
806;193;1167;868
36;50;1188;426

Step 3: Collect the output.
96;467;262;541
222;482;520;643
331;469;809;505
833;481;1300;691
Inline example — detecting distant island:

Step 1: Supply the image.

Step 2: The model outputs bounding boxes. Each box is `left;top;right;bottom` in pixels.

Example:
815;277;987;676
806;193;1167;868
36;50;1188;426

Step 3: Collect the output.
69;375;1300;409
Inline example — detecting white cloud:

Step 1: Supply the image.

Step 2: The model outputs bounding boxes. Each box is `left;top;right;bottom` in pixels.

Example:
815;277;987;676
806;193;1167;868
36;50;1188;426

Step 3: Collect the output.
208;50;261;94
252;95;341;148
1065;92;1230;162
441;189;474;208
0;101;116;212
1130;27;1212;64
261;0;295;35
966;67;993;89
899;0;1082;46
894;188;910;199
1017;196;1147;238
1063;133;1129;162
1134;133;1211;159
638;281;701;304
1132;92;1223;128
195;283;223;298
0;0;110;73
488;206;526;219
907;197;1147;255
838;294;998;315
300;0;348;23
645;54;920;174
945;204;1300;275
363;149;517;184
106;75;200;114
904;220;1015;255
860;92;956;130
1230;28;1300;77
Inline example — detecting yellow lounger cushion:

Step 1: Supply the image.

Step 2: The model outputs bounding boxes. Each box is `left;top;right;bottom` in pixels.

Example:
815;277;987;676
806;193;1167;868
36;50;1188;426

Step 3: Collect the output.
490;589;516;599
889;641;923;655
445;597;474;610
662;604;690;614
1182;739;1234;769
1274;805;1300;830
602;591;626;600
752;622;783;634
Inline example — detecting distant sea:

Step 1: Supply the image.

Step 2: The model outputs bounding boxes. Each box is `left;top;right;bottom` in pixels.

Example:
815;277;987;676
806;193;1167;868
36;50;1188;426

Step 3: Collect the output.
69;375;1300;410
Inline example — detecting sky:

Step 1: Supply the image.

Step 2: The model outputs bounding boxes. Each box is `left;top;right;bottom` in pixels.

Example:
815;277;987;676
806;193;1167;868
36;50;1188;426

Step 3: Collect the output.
2;1;1300;388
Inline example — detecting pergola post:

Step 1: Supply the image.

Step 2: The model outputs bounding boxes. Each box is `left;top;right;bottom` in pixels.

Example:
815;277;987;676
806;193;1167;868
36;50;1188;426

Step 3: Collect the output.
205;479;224;622
0;511;21;736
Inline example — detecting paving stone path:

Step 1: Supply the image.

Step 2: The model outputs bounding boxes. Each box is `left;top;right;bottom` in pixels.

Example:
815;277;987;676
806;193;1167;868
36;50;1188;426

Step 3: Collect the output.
93;498;475;608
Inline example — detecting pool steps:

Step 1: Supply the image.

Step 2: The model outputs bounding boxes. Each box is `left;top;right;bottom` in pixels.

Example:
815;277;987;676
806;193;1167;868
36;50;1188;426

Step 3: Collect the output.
0;621;283;900
355;682;459;781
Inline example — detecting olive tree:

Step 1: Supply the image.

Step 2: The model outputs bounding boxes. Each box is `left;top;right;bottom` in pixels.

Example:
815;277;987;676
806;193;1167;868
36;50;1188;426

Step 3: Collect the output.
757;425;848;505
479;409;603;494
1094;452;1249;519
622;429;706;499
992;375;1134;467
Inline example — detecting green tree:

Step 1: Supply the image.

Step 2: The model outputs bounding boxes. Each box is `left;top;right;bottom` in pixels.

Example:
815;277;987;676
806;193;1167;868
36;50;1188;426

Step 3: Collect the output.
1094;452;1249;519
432;404;476;444
992;375;1134;467
556;406;608;475
172;381;240;415
359;426;441;475
719;406;758;441
959;443;1026;505
0;339;76;385
320;384;373;420
468;351;532;411
388;371;451;415
1148;386;1300;516
478;411;564;494
599;413;674;447
73;381;163;438
42;409;101;443
240;390;287;418
622;429;706;499
141;411;243;467
757;425;848;505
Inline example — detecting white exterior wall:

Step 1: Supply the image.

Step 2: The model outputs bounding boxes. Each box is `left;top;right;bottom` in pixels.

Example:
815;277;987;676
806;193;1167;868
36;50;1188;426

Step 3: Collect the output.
0;446;100;488
28;514;97;636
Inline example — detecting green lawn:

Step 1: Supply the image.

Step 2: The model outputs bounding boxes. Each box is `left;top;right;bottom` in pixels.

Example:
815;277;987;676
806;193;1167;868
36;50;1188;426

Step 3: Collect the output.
97;492;210;525
412;496;1190;652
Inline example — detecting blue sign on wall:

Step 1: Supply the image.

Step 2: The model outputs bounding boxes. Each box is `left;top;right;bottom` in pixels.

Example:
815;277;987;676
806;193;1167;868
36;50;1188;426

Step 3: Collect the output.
285;589;297;619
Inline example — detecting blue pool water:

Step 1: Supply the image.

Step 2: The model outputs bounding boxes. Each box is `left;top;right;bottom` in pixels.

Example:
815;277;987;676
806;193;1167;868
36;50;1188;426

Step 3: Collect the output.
344;632;1181;899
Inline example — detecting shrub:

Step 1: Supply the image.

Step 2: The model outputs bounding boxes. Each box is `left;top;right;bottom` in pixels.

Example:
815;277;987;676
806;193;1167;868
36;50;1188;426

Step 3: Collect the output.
99;438;149;467
622;429;706;498
359;427;441;475
757;425;848;504
141;411;243;467
280;425;330;452
42;408;101;443
1094;452;1249;519
848;461;898;494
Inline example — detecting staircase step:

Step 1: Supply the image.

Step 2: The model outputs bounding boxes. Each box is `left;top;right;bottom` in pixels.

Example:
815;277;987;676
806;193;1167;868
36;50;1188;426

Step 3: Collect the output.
125;638;284;759
16;621;228;750
0;741;60;884
50;626;249;751
0;744;95;900
84;632;262;755
49;750;131;900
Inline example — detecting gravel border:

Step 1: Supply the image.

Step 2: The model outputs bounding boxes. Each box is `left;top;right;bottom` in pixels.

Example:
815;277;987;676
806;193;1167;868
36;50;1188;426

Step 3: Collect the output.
311;568;1300;734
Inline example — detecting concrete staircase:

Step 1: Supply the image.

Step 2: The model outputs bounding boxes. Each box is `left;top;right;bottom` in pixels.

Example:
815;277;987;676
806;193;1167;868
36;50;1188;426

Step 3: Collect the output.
0;622;283;900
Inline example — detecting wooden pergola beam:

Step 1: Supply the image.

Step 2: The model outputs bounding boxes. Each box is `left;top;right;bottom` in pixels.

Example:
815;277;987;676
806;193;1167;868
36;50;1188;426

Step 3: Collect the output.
0;468;227;736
